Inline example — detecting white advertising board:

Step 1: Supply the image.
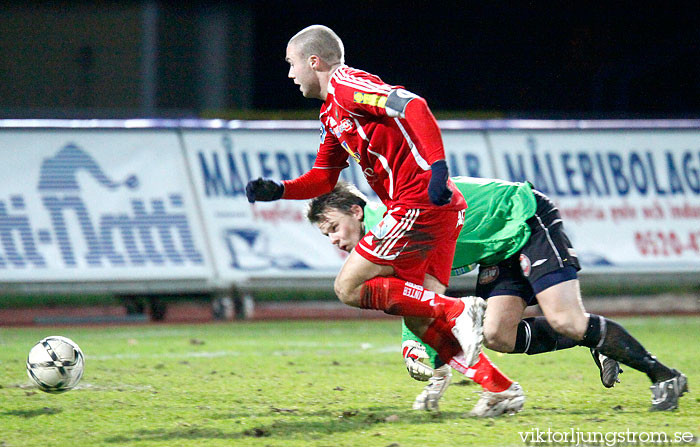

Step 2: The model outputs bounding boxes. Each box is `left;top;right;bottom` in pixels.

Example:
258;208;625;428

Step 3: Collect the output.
181;128;495;283
3;121;699;292
488;130;700;270
0;130;212;282
181;129;346;282
442;130;496;179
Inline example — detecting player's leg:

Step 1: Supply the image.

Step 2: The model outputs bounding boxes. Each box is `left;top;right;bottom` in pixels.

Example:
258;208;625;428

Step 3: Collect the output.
532;279;621;387
335;250;470;319
513;192;625;388
333;251;393;307
418;219;486;368
406;314;523;415
422;272;522;416
523;189;685;409
475;260;582;356
475;271;620;388
482;294;527;352
532;278;587;340
337;207;485;365
536;279;687;409
403;275;461;412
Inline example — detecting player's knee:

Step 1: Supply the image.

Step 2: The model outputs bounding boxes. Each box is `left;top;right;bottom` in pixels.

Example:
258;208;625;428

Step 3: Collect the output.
546;312;586;340
483;325;514;352
333;277;359;307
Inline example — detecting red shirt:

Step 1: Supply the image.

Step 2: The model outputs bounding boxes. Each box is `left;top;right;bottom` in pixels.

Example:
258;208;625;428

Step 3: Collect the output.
294;65;465;211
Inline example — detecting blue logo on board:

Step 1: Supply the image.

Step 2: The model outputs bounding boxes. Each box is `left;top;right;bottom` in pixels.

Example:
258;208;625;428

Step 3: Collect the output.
0;143;204;269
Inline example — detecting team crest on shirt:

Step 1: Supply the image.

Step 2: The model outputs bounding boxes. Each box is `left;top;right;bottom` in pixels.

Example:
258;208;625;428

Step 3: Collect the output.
519;254;532;277
478;266;499;285
370;214;398;240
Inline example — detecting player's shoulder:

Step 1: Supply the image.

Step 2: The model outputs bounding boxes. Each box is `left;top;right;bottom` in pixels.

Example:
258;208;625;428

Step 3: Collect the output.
331;66;393;99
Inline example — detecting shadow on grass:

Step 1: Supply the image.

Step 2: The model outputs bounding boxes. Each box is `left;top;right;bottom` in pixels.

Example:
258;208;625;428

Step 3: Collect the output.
105;427;244;443
207;405;471;422
104;408;476;443
2;407;63;418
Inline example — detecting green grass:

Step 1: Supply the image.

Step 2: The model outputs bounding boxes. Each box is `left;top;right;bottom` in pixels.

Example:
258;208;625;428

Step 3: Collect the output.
1;317;698;447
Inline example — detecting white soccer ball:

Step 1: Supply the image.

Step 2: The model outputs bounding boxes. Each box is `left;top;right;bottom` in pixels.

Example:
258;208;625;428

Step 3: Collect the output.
26;336;84;393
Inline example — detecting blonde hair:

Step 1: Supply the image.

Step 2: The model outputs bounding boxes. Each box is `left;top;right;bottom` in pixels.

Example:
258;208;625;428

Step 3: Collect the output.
289;25;345;65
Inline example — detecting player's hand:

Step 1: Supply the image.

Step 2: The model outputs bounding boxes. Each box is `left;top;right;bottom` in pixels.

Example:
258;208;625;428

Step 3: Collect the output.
428;160;452;206
402;340;435;381
245;178;284;203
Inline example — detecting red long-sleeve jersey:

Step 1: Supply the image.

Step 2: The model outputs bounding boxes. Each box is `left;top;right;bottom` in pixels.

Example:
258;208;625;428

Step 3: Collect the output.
283;65;465;211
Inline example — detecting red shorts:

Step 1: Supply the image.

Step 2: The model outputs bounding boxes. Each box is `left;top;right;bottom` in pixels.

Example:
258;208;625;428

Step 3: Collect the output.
355;206;464;286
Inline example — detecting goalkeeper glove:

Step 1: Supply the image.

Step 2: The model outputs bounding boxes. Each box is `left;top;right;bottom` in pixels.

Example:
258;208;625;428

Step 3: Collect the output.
245;178;284;203
402;339;435;381
427;159;452;206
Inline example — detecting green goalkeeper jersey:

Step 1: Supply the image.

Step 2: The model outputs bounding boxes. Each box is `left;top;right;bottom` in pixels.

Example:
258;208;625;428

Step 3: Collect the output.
363;176;537;272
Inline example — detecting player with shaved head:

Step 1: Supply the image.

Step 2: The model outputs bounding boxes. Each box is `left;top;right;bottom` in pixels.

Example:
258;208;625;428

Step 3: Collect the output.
247;24;491;408
246;25;688;414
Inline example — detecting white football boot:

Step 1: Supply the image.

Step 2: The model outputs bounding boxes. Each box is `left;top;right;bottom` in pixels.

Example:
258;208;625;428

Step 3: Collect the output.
469;382;525;417
412;365;452;411
450;296;486;366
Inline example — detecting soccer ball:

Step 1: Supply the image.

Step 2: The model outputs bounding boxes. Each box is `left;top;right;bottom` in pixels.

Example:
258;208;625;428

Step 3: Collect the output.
26;336;84;393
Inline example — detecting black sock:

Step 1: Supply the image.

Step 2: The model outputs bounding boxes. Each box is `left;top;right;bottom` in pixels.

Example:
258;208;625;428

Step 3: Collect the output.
512;317;579;354
580;312;603;347
579;314;675;383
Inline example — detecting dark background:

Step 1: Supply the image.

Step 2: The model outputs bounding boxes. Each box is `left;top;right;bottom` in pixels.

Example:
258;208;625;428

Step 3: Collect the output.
1;1;698;118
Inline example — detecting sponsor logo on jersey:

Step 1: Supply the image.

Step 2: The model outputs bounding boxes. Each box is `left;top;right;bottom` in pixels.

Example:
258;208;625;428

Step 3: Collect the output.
329;119;355;140
403;283;424;300
353;92;388;108
568;248;578;258
478;266;499;284
519;254;532;277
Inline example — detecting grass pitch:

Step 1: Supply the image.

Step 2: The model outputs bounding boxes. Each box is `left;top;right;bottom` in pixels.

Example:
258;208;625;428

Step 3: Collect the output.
1;317;698;447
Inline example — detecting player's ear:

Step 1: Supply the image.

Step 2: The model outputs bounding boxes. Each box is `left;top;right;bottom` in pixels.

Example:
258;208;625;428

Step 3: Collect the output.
308;55;320;70
350;204;364;221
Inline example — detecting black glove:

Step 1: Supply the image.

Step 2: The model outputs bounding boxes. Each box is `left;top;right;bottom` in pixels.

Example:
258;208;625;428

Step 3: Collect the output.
245;178;284;203
427;160;452;206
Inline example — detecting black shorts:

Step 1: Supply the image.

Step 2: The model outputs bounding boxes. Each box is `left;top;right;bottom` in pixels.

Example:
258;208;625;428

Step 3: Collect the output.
475;190;581;306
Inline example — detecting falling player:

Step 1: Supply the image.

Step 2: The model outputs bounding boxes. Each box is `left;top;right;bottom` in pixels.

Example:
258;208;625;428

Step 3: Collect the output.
306;180;687;412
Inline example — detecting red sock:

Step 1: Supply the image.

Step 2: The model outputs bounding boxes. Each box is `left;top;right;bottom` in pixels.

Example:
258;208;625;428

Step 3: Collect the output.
466;352;513;392
420;319;462;363
359;277;464;320
422;320;513;393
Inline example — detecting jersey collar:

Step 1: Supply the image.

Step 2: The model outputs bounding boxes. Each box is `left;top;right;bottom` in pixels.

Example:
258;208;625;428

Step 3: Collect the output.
326;64;347;97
